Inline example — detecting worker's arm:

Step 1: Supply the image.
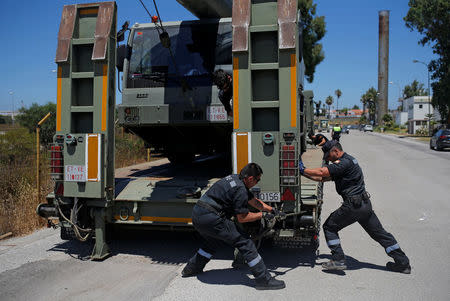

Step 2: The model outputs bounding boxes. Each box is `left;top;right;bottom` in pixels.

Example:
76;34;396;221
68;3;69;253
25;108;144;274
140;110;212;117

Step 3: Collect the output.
300;161;332;182
302;173;331;182
248;198;272;212
318;138;327;146
236;211;263;223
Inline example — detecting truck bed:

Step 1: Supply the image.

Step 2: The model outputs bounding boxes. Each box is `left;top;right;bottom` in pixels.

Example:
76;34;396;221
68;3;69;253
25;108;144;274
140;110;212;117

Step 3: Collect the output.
114;155;230;202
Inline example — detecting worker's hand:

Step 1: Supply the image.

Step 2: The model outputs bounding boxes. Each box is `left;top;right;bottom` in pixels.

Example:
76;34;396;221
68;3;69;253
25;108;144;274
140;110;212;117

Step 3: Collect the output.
262;211;275;222
271;208;287;220
299;160;306;175
261;212;276;230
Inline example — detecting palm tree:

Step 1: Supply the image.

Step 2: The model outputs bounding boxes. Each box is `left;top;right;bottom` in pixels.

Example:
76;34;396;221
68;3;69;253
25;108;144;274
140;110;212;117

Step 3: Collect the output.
403;80;428;98
325;95;333;119
335;89;342;115
360;94;369;119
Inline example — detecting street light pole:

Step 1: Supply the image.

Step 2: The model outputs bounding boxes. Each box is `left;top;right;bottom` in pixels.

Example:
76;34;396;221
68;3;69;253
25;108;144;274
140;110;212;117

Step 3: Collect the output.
389;81;401;102
8;91;14;124
413;60;432;135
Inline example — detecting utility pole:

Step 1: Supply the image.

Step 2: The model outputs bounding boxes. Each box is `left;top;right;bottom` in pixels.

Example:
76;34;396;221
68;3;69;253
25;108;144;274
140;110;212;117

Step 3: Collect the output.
377;10;389;126
413;60;432;135
9;91;14;124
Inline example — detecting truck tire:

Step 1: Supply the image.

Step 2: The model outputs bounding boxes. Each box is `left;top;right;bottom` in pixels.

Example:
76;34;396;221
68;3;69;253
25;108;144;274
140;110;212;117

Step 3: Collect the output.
167;152;195;164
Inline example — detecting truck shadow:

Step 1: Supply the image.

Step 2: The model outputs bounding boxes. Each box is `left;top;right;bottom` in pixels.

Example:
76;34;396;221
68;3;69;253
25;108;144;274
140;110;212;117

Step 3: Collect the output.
47;229;318;269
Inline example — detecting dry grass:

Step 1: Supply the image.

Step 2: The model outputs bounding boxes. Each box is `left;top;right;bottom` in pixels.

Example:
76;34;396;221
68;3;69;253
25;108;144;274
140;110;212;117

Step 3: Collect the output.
0;128;48;237
115;129;150;168
0;127;156;238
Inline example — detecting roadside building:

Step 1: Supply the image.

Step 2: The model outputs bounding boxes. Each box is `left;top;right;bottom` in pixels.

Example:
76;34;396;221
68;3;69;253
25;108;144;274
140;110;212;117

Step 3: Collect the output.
398;96;433;134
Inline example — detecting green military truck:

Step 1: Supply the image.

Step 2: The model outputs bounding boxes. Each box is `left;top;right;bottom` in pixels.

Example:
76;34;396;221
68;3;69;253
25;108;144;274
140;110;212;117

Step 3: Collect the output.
37;0;323;259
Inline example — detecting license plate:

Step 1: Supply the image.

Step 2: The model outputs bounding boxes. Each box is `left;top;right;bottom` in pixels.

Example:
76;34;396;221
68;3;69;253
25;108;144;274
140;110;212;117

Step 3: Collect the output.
65;165;86;182
207;106;227;121
255;192;281;202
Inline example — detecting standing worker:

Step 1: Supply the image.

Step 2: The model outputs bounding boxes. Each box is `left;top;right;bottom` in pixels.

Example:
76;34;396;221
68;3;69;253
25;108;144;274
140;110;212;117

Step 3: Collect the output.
331;124;342;142
212;69;233;116
298;140;411;274
182;163;286;290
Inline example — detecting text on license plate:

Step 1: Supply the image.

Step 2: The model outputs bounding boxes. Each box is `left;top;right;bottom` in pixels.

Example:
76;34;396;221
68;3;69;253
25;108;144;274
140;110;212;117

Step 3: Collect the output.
65;165;86;182
207;106;227;121
256;192;281;202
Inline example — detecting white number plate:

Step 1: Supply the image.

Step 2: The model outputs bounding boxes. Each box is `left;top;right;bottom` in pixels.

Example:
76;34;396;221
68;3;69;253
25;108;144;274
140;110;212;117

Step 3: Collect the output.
256;192;281;202
65;165;86;182
207;106;227;122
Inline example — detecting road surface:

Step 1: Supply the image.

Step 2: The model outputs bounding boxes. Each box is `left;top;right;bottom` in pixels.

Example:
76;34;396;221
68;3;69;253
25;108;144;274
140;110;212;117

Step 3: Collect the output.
0;130;449;300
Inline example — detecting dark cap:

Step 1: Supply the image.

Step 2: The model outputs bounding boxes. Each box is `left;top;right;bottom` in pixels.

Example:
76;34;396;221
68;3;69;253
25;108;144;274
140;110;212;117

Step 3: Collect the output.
322;140;338;160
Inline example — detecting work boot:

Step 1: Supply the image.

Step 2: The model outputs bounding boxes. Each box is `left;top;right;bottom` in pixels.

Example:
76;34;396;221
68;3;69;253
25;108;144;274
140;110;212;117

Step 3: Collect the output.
386;262;411;274
231;249;246;269
322;259;347;270
254;275;286;290
250;259;285;290
181;253;210;277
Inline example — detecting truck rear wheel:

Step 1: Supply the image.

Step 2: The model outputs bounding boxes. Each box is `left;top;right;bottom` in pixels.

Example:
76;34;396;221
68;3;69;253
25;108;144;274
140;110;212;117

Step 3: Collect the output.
167;152;195;164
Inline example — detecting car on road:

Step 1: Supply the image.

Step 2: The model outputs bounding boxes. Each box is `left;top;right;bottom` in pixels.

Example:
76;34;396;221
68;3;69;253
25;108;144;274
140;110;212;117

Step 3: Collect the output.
343;125;350;134
430;129;450;151
363;125;373;132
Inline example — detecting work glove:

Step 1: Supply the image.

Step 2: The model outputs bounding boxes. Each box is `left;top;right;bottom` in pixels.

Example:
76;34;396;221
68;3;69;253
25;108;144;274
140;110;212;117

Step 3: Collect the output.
271;208;287;220
261;212;276;230
298;160;306;175
262;211;275;222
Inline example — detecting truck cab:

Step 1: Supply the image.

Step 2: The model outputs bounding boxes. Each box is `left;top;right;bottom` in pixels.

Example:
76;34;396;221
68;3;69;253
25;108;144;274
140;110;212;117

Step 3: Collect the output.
117;19;233;162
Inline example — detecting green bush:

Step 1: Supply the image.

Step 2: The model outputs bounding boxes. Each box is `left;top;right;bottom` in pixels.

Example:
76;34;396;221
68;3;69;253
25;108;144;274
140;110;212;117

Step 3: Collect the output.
15;102;56;146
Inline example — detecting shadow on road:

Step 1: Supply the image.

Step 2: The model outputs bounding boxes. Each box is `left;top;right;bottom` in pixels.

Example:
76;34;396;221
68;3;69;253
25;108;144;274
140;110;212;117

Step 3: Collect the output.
197;268;253;288
317;253;386;274
47;230;319;269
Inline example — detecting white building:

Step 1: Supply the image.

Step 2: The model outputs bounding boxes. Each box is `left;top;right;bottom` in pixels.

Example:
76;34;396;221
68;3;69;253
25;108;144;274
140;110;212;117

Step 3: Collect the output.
400;96;433;134
0;111;19;120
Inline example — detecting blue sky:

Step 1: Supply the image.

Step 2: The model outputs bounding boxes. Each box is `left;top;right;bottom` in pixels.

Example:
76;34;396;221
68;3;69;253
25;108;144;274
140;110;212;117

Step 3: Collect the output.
0;0;436;112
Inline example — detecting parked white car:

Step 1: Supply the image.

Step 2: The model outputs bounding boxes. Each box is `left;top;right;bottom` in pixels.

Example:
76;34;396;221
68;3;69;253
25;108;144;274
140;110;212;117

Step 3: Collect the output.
363;125;373;132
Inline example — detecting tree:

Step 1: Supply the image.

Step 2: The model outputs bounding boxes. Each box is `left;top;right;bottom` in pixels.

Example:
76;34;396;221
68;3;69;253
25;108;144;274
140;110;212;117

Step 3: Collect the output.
325;95;333;119
404;0;450;123
382;113;394;128
352;105;360;110
341;107;349;116
334;89;342;113
361;87;378;125
298;0;326;83
15;102;56;145
0;115;13;124
402;80;428;98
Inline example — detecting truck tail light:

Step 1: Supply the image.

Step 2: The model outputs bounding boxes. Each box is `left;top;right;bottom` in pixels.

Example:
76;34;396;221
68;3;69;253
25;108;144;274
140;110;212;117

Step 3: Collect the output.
50;144;64;181
280;144;298;185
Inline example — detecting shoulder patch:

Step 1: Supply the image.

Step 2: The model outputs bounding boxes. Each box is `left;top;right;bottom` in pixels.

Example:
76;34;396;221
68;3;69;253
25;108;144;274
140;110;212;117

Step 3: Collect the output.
352;159;358;165
229;181;237;188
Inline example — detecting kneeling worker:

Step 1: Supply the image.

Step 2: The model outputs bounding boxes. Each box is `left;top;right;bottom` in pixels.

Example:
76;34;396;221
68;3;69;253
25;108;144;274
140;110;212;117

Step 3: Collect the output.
182;163;285;290
299;140;411;274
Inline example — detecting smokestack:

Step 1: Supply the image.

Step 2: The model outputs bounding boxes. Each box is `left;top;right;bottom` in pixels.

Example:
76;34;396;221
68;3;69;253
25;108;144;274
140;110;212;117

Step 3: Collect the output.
377;10;389;126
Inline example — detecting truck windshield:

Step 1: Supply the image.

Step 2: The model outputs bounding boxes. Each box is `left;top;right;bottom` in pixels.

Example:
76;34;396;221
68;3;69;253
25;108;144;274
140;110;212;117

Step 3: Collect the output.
127;21;231;87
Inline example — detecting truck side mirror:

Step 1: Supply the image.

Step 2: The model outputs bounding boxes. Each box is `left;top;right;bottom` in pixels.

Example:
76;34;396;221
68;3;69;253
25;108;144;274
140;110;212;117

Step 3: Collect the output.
117;21;129;42
116;44;128;72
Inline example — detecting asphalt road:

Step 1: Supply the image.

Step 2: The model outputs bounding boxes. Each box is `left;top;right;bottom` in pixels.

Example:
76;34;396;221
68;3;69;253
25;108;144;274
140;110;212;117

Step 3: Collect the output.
0;131;449;300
